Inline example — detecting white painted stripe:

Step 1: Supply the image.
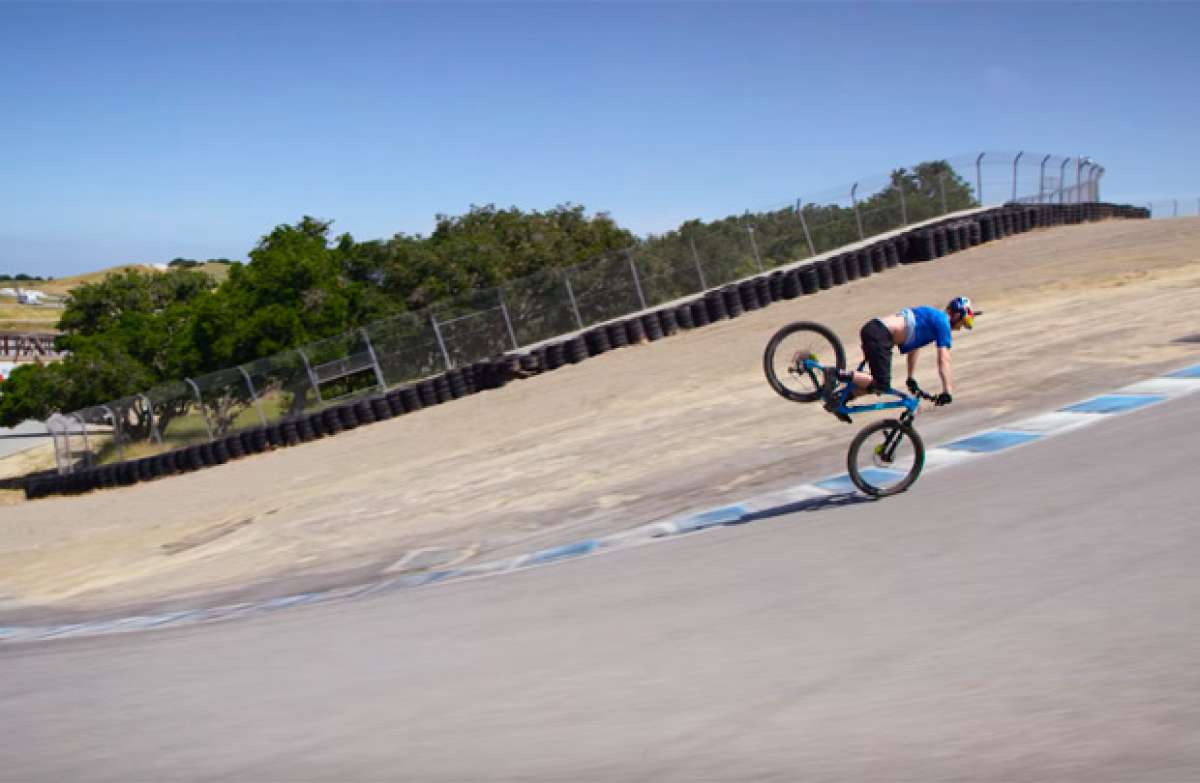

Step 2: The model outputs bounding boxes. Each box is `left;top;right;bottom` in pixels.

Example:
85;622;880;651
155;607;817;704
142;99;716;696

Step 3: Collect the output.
921;447;983;472
1007;411;1106;434
1118;377;1200;397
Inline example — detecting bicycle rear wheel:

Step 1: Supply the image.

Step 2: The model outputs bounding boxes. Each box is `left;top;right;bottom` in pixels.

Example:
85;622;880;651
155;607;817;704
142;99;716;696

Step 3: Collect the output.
762;321;846;403
846;419;925;497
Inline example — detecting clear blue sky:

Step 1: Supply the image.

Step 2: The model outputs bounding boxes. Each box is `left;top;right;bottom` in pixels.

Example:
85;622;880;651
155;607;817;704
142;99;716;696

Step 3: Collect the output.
3;1;1198;277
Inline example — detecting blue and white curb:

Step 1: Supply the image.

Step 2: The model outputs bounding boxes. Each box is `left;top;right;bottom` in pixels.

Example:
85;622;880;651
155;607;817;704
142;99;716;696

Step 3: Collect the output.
3;361;1198;645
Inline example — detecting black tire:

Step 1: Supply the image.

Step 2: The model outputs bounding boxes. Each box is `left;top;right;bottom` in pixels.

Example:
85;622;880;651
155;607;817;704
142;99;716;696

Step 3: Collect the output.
815;260;834;289
641;313;663;341
585;327;610;356
690;299;711;327
781;269;802;299
721;285;743;318
798;265;819;295
755;276;772;307
658;308;678;336
321;408;344;435
870;246;886;273
739;280;761;311
225;433;245;459
564;336;588;364
355;398;377;425
704;291;727;322
371;395;393;421
843;252;860;281
768;271;785;301
544;342;565;368
847;419;925;497
829;255;848;285
295;415;316;441
762;321;846;403
855;250;872;278
385;390;406;416
625;317;646;344
399;385;423;411
447;367;469;396
417;379;440;406
433;374;453;402
674;303;694;330
281;421;301;447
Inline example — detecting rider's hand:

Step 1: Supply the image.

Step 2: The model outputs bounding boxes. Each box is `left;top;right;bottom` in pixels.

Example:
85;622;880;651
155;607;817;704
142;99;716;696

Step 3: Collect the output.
906;377;920;395
935;392;953;407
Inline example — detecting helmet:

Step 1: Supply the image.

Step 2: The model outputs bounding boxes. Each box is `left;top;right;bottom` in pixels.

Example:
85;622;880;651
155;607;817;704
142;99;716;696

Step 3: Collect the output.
946;296;979;328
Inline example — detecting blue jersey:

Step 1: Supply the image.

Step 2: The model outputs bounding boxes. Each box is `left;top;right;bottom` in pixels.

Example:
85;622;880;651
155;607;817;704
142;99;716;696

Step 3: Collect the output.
898;306;952;354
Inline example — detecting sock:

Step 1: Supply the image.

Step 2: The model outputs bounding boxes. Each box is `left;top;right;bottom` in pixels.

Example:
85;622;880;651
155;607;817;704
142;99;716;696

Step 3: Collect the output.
836;369;854;383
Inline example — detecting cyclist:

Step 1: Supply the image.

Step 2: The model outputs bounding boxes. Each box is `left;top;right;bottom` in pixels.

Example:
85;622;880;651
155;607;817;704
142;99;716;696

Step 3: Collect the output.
822;296;979;422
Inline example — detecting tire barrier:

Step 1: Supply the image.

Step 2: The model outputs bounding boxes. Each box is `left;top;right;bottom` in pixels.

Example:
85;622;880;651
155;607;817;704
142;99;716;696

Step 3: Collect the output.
738;280;761;312
720;285;744;318
28;201;1150;499
641;312;664;341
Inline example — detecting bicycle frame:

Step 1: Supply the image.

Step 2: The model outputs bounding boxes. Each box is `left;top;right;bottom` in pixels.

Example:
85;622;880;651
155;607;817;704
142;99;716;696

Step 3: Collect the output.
801;357;920;421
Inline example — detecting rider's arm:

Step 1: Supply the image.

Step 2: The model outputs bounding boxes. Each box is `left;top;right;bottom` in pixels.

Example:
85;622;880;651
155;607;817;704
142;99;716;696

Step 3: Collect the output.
906;349;919;381
936;346;954;394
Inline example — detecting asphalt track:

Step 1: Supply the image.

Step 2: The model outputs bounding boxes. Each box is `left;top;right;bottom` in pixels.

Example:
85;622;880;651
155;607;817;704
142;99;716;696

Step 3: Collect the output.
2;393;1197;782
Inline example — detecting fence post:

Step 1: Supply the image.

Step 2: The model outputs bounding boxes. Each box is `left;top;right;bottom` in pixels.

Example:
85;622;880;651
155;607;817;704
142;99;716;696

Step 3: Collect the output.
625;249;648;310
975;152;985;204
138;393;160;444
1075;158;1085;203
795;199;817;257
100;403;123;461
236;367;267;427
897;179;908;226
687;235;709;289
561;268;585;330
1059;158;1071;204
360;328;388;391
1011;151;1023;202
850;182;864;240
295;347;323;406
497;289;520;350
743;219;765;272
429;313;452;369
72;413;93;469
1038;154;1051;202
1174;199;1179;217
184;378;213;441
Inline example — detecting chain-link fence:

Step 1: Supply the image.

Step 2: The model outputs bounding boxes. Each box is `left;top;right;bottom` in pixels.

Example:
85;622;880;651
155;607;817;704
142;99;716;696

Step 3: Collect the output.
50;150;1114;473
1143;199;1200;219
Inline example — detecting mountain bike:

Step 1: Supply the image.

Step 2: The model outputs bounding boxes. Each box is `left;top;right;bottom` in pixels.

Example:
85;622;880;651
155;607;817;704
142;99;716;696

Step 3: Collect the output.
763;321;936;497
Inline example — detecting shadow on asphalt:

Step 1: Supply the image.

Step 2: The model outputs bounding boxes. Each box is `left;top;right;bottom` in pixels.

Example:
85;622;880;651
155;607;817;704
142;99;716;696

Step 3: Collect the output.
735;492;875;525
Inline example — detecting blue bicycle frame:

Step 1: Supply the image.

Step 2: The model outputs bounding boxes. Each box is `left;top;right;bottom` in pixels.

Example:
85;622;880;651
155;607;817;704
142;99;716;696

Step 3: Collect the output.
802;358;920;422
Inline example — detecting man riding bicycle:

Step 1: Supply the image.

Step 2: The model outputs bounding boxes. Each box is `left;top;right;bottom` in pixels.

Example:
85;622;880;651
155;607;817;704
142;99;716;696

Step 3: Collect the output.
823;296;979;422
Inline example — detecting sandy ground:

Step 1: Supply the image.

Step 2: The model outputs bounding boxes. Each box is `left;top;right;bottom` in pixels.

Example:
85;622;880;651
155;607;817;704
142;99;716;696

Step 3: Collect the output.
2;217;1198;620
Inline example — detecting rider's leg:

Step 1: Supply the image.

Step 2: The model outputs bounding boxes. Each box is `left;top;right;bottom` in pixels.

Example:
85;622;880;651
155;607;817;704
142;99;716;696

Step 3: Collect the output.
859;319;895;394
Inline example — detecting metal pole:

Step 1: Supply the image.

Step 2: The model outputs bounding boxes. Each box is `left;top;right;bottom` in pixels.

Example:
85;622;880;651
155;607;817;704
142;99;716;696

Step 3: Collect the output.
1075;158;1084;203
73;413;92;469
623;249;648;310
295;347;323;406
496;289;520;350
100;403;122;461
1011;151;1023;202
140;393;161;445
429;313;452;369
184;378;213;440
743;220;764;272
939;174;947;214
850;183;864;240
1059;158;1071;204
1039;154;1051;202
688;235;709;289
897;178;908;226
795;199;817;257
1174;199;1179;218
236;367;267;426
975;152;985;204
561;268;584;330
359;328;388;391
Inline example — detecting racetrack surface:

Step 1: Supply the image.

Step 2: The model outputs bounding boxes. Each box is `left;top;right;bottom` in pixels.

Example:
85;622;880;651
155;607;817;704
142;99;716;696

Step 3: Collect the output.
2;216;1200;619
2;390;1197;781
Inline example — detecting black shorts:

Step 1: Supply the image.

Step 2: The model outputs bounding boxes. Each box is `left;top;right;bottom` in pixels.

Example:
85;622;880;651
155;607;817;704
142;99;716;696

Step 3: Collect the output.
859;319;894;393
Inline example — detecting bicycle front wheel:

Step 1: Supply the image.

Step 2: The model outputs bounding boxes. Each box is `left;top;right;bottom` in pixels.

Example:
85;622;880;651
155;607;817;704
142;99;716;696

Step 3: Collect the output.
846;419;925;497
762;321;846;403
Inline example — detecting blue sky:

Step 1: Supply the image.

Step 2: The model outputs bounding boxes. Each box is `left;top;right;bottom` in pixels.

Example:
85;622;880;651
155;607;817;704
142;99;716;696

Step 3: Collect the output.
2;1;1198;277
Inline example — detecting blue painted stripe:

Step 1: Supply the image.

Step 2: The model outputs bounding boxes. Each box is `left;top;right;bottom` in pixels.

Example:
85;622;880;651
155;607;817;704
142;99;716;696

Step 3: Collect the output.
943;430;1042;453
1061;394;1166;414
674;504;748;533
814;474;858;493
1166;363;1200;379
523;539;599;567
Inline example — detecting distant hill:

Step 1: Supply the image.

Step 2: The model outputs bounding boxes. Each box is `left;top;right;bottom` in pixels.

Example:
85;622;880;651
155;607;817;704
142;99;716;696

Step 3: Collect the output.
0;262;232;334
